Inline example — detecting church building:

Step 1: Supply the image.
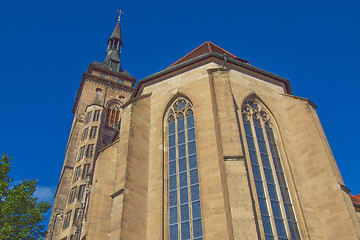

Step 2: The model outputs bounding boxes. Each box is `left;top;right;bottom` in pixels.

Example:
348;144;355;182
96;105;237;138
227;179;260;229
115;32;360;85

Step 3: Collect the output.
46;17;360;240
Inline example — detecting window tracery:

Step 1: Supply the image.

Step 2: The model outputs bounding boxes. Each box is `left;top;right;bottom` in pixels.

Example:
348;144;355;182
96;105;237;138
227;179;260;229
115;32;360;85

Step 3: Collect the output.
242;98;300;240
166;97;203;240
106;101;121;128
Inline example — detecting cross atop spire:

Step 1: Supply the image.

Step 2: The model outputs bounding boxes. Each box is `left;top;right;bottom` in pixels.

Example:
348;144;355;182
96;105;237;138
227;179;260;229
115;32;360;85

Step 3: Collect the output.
92;17;124;73
117;10;124;21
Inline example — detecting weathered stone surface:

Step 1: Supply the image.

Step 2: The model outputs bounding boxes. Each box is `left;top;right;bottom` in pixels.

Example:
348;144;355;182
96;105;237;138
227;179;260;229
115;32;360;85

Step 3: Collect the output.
48;43;360;240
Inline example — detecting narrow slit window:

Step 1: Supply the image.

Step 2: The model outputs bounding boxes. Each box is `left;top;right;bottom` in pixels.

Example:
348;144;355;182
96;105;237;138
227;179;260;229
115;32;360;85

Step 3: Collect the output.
78;185;86;201
82;164;91;179
93;110;101;121
68;187;77;204
73;166;81;182
85;112;92;124
78;146;85;161
90;126;98;138
86;144;94;158
63;210;72;229
82;128;88;141
73;208;80;226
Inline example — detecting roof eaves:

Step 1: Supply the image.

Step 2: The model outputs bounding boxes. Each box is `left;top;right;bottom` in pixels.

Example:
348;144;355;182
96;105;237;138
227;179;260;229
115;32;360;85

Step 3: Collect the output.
132;52;292;98
132;52;216;98
227;57;292;94
89;64;137;82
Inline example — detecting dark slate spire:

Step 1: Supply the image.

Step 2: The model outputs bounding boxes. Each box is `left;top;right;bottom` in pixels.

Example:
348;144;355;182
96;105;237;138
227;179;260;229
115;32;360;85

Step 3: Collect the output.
109;20;122;44
93;17;127;74
106;19;122;56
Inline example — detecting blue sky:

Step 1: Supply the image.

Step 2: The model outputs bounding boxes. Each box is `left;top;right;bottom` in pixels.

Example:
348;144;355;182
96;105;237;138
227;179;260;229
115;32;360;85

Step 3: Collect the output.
0;0;359;224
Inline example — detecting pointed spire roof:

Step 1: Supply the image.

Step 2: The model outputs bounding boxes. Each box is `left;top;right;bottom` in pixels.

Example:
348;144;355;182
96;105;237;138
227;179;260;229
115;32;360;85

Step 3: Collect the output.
168;41;248;68
93;18;127;73
109;20;122;44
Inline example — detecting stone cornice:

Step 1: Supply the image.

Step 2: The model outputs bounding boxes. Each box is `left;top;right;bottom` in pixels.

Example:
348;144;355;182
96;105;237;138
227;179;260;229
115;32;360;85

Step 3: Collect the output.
132;52;292;99
88;64;137;83
121;93;152;109
279;93;317;109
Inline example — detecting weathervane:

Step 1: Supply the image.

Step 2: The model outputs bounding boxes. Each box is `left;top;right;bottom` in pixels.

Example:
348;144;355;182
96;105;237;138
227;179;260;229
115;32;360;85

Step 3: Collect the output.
117;10;124;21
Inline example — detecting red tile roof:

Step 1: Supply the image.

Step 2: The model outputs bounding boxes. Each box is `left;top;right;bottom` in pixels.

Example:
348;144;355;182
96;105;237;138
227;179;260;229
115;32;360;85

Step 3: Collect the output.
168;41;248;69
350;193;360;206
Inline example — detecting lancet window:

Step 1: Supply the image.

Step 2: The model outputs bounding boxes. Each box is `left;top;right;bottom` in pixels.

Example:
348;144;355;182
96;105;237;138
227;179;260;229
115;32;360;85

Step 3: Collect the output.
73;166;81;182
166;97;203;240
85;112;92;124
242;98;300;240
93;110;101;121
90;126;98;138
63;210;72;229
106;101;121;128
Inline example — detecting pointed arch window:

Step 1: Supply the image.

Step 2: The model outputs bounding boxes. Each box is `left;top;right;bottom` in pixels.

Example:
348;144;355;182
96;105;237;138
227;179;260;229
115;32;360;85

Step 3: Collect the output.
106;101;121;128
166;97;203;240
242;98;300;240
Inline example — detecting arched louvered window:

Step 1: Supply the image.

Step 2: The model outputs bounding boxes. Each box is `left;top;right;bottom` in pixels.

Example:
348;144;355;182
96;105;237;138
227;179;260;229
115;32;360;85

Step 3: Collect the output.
242;98;300;240
106;101;121;128
166;97;203;240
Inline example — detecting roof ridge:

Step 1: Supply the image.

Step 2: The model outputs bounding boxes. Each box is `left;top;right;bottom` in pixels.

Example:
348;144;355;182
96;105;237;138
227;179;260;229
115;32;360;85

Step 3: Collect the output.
208;41;239;60
167;42;209;68
207;41;212;52
167;41;247;69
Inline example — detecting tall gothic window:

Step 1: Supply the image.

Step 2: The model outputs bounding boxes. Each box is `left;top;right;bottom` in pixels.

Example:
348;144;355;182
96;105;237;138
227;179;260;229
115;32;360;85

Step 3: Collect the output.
166;97;203;240
242;98;300;240
106;101;121;128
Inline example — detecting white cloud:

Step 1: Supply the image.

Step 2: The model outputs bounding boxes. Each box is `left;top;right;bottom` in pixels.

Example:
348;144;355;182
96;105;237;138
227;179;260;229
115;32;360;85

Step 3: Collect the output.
33;186;56;202
9;180;56;203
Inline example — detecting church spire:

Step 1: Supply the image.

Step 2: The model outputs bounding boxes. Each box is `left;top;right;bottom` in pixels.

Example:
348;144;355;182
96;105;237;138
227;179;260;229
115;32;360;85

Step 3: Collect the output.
91;12;131;75
107;18;122;55
103;12;124;73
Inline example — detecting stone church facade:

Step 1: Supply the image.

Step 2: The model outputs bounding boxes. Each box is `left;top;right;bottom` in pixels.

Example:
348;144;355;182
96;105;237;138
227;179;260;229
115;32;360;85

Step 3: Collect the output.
46;18;360;240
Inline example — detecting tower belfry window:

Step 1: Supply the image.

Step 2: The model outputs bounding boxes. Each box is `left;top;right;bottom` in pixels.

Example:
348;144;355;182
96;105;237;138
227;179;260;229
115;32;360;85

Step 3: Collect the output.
242;98;300;240
166;97;203;240
112;39;118;49
109;60;120;72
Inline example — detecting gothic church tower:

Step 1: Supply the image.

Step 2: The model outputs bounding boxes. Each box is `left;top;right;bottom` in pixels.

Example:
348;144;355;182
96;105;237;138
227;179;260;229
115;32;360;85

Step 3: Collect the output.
46;17;135;240
47;18;360;240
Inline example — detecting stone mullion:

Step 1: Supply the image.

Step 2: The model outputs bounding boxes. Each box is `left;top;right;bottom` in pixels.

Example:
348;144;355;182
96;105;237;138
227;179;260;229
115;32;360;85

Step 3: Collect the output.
251;113;278;239
261;120;292;240
166;113;177;240
241;112;266;240
164;119;169;240
260;117;292;240
174;113;182;240
268;124;301;240
242;112;261;238
183;109;195;240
